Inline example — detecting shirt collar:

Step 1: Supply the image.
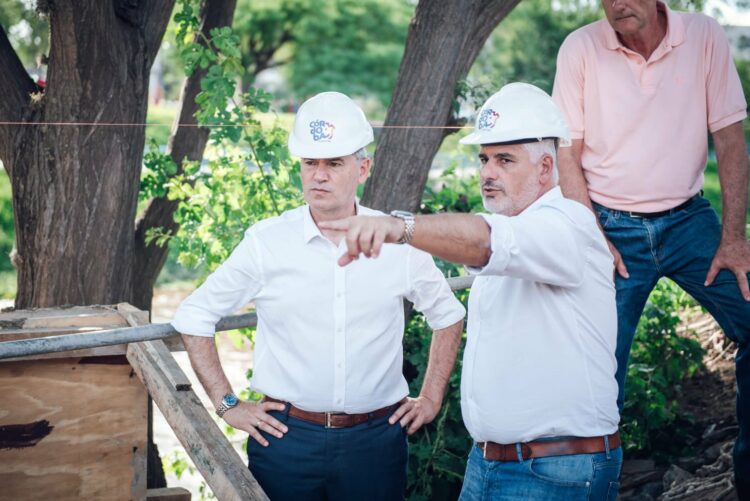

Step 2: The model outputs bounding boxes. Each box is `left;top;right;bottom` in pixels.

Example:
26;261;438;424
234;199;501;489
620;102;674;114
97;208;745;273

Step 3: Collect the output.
302;202;363;244
519;186;563;215
602;1;685;52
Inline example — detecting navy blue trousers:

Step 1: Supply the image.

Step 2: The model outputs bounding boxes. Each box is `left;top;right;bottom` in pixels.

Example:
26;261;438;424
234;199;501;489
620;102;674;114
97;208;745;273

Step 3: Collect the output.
247;406;408;501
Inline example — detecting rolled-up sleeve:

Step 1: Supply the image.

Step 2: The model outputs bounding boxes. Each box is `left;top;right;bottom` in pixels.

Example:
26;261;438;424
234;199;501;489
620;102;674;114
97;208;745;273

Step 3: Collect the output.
171;228;265;337
466;210;587;288
405;247;466;330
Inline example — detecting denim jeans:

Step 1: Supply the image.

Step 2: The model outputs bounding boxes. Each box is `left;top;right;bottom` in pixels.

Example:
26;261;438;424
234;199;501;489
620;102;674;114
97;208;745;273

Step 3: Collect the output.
593;195;750;494
458;442;622;500
246;406;408;501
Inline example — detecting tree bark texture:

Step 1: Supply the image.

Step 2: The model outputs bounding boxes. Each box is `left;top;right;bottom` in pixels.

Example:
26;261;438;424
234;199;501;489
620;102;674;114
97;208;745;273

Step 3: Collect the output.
0;1;174;309
132;0;238;312
361;0;522;213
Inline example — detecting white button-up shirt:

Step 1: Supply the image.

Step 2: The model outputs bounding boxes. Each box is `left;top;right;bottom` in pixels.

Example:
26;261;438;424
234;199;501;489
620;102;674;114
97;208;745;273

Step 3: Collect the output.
172;204;466;413
461;187;619;444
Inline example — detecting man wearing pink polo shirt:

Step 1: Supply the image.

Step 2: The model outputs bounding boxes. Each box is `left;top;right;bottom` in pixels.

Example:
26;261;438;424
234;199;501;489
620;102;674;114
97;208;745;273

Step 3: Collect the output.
553;0;750;496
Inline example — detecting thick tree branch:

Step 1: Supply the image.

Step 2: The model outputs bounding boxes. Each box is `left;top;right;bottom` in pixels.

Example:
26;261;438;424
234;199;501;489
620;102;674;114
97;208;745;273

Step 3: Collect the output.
0;22;37;171
132;0;238;311
142;0;178;64
361;0;521;213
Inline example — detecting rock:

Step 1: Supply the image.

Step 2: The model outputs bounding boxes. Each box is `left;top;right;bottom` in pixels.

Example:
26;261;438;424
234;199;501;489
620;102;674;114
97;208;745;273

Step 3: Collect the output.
676;456;704;473
622;459;656;474
704;442;724;462
662;465;694;491
640;480;665;499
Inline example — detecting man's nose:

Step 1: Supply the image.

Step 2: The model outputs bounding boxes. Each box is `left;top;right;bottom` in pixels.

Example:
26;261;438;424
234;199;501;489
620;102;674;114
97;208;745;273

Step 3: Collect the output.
312;165;328;181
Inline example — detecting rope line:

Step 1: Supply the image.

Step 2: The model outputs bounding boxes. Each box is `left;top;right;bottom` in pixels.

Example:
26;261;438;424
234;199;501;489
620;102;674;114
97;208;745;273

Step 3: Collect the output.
0;120;472;130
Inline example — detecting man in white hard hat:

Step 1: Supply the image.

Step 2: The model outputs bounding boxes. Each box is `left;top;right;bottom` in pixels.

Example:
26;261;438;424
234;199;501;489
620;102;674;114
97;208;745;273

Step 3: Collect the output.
320;83;622;499
170;92;465;500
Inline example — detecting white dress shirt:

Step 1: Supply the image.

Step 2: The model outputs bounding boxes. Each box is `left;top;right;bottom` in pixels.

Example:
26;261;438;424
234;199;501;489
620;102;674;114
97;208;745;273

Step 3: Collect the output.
172;204;466;413
461;186;619;444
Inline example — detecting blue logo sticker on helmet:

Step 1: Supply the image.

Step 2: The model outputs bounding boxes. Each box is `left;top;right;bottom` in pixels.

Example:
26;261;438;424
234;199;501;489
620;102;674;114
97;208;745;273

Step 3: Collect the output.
477;109;499;131
309;120;335;142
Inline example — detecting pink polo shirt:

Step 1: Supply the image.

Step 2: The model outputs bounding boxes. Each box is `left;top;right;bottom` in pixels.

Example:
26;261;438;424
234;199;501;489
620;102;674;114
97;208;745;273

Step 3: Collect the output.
552;3;747;212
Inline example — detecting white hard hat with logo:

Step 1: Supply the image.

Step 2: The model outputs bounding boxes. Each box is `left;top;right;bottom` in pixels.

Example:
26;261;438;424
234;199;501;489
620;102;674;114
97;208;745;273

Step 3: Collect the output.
288;92;374;158
459;83;571;147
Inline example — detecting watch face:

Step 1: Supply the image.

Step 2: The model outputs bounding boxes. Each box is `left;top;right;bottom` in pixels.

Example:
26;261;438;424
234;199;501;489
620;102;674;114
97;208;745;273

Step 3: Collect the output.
223;394;239;406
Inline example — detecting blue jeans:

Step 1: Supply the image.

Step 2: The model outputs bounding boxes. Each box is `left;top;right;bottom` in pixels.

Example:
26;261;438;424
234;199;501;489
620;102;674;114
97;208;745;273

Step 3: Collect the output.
246;406;408;501
458;442;622;500
594;195;750;491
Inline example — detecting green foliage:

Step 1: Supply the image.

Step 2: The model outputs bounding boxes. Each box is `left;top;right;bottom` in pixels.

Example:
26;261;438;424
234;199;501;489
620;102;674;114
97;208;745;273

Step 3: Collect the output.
0;0;49;70
620;279;705;457
144;0;303;273
403;293;469;501
0;168;14;272
288;0;412;109
145;104;178;147
470;0;600;94
234;0;309;90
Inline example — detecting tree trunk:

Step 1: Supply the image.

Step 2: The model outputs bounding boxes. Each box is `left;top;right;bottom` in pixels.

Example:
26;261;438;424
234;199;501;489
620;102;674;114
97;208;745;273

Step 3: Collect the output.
132;0;238;312
0;1;174;309
361;0;521;213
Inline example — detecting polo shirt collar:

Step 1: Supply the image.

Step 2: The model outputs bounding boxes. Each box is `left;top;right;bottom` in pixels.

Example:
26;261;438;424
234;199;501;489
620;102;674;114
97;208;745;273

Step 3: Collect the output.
602;1;685;52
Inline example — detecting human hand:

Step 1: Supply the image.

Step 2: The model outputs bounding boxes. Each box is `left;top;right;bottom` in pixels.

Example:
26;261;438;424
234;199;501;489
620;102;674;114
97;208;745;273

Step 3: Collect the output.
606;238;629;279
222;400;288;447
705;239;750;301
388;396;440;435
318;215;404;266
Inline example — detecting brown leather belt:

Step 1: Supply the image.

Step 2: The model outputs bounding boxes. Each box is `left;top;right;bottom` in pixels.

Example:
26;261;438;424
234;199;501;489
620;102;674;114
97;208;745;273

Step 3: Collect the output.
477;432;621;462
262;396;404;429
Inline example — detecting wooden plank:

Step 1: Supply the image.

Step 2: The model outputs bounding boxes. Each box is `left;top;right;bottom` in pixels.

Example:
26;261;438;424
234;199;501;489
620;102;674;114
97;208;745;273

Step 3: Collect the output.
0;305;119;323
0;356;148;500
147;487;192;501
117;303;151;330
127;340;267;501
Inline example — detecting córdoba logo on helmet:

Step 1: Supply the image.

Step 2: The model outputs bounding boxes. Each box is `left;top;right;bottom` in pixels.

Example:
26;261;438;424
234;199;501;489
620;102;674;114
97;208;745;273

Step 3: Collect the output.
477;109;499;131
309;120;335;142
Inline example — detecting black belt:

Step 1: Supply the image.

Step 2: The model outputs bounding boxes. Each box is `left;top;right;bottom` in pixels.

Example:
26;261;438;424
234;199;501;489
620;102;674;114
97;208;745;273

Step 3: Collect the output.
619;193;700;219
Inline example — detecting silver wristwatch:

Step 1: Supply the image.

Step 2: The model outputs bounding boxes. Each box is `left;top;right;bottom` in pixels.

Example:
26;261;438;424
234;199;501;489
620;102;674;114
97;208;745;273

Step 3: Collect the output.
390;210;415;244
216;393;239;418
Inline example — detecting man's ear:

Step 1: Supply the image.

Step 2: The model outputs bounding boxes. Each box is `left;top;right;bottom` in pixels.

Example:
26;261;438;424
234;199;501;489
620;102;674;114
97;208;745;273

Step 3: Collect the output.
539;154;554;184
358;157;372;183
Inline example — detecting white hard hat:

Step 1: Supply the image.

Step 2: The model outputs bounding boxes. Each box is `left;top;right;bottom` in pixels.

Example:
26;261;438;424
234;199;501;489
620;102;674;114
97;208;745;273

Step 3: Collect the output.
459;83;571;147
288;92;374;158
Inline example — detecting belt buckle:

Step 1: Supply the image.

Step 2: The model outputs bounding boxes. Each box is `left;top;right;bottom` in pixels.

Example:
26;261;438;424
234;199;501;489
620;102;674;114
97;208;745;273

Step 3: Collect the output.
482;442;488;459
325;412;343;429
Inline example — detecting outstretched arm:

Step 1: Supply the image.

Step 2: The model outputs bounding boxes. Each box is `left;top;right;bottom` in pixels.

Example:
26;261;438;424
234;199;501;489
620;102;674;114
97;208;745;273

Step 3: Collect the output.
319;213;491;267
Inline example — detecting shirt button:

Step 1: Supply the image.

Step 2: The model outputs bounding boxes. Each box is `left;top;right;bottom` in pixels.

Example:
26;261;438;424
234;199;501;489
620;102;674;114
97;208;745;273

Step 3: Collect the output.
337;362;343;368
337;399;342;404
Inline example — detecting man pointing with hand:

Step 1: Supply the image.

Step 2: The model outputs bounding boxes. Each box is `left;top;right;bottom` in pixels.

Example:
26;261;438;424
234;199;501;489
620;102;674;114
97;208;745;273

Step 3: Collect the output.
321;83;622;500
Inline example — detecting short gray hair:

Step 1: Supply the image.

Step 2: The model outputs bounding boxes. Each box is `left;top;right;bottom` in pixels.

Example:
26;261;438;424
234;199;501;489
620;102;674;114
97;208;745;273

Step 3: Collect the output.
522;139;558;185
354;147;369;161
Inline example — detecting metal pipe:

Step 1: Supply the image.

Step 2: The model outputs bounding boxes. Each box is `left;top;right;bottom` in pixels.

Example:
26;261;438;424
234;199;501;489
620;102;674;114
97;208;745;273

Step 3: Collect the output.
0;276;474;361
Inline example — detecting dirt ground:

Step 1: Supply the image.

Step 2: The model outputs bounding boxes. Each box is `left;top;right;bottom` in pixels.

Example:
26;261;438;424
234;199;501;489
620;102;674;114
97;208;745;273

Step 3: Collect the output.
620;310;740;500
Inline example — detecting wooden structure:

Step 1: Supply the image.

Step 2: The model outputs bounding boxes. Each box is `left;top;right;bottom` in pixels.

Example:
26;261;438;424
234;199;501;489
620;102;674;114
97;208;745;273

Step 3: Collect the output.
0;304;267;501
